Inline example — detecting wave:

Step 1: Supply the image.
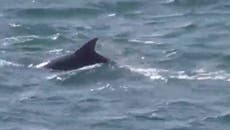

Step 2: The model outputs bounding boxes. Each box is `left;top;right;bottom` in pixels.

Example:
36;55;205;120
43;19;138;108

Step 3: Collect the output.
4;7;103;18
128;108;166;121
45;63;230;83
123;65;230;82
170;69;230;81
47;49;64;54
128;39;162;45
122;65;168;81
202;112;230;123
1;35;39;46
0;59;22;67
9;23;21;27
165;100;198;106
88;1;143;13
90;115;128;128
150;13;185;20
1;33;60;46
46;63;103;81
164;0;217;7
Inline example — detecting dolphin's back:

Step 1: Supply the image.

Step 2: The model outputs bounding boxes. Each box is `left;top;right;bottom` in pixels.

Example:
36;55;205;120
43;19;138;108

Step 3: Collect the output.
44;54;80;70
43;38;108;71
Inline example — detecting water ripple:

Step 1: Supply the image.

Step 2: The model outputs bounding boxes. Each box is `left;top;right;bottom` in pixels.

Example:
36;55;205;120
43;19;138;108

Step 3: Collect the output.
5;7;103;18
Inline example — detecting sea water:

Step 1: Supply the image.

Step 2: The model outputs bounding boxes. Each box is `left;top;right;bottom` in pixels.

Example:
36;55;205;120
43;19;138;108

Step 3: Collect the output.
0;0;230;130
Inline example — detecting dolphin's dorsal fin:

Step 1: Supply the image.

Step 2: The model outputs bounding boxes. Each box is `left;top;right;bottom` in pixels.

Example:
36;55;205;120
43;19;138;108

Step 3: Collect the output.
74;38;108;63
75;38;98;55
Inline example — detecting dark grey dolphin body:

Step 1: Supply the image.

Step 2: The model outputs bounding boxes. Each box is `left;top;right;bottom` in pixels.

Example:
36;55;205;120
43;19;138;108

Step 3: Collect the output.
41;38;108;71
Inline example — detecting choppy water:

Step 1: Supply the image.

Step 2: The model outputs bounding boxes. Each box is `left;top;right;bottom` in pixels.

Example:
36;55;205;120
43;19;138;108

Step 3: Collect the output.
1;0;230;130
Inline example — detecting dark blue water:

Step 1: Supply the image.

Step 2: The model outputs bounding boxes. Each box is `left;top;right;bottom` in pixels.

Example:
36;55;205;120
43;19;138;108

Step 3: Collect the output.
1;0;230;130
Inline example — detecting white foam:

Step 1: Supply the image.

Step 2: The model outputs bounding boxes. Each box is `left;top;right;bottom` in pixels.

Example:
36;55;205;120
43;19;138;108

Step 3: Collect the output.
123;65;167;81
0;59;22;67
46;74;64;81
165;0;175;3
128;39;160;45
48;49;63;54
90;83;111;92
48;33;60;40
122;65;230;82
108;13;116;17
45;64;103;80
77;63;102;71
2;35;39;46
170;69;230;81
35;61;49;68
9;23;21;27
1;33;61;46
144;41;156;44
18;90;36;102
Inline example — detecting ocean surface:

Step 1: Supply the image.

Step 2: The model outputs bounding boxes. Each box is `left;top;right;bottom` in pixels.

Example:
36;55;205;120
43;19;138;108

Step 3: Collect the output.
1;0;230;130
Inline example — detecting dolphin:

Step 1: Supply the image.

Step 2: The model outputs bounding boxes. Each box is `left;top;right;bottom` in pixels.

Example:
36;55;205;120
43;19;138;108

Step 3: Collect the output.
36;38;108;71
